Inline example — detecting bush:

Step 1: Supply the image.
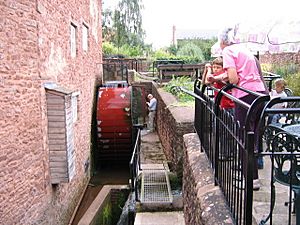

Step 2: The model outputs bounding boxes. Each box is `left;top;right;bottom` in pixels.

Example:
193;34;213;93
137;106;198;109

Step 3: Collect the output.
102;42;119;56
119;44;144;57
102;42;145;57
151;46;205;64
177;42;205;63
261;63;300;96
272;64;299;76
284;73;300;96
177;38;217;61
153;49;175;59
163;76;195;103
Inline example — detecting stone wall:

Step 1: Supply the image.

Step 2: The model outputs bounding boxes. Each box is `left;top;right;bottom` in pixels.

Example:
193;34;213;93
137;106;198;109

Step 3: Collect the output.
183;133;234;225
129;80;194;174
0;1;102;224
153;84;195;176
260;52;300;65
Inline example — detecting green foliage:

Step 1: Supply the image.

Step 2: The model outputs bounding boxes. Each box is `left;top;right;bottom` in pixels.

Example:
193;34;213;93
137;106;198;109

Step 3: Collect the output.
150;39;215;63
167;44;178;55
111;192;128;224
262;63;300;96
153;49;175;59
284;73;300;96
177;38;217;61
102;42;119;55
177;42;204;62
119;44;144;56
168;172;182;190
102;41;146;57
271;64;299;77
163;76;195;103
151;49;203;64
102;8;114;42
100;202;112;225
102;0;145;51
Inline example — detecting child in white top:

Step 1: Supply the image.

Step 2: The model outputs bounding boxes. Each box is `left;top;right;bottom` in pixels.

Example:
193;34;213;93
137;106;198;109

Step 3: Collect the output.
268;78;288;124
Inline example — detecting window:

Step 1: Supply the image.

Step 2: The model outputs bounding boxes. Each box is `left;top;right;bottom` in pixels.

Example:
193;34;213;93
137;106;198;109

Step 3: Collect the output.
70;23;77;57
82;24;89;52
72;91;80;123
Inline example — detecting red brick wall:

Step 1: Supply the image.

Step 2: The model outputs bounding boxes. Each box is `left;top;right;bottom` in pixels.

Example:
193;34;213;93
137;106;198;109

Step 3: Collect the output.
0;0;102;224
153;85;195;176
260;52;300;65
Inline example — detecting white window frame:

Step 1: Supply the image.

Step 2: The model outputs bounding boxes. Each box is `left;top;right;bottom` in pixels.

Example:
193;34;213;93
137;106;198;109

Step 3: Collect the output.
72;91;80;123
82;23;89;52
70;23;77;58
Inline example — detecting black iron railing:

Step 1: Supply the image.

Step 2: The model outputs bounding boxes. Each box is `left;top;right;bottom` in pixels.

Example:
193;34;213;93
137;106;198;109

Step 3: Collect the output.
194;80;264;225
176;77;300;225
258;96;300;225
262;71;281;91
129;126;142;202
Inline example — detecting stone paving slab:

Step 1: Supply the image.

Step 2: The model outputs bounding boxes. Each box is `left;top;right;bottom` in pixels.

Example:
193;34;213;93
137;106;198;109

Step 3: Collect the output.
253;156;296;225
141;164;165;170
134;211;185;225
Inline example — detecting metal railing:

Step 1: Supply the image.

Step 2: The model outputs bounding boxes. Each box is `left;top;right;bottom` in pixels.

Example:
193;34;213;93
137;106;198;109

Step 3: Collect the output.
258;96;300;225
194;80;265;225
262;71;282;91
129;126;143;202
175;78;300;225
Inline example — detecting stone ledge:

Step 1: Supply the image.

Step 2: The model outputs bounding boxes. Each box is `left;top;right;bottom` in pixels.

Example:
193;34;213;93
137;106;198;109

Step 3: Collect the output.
77;185;128;225
158;87;194;124
183;133;234;225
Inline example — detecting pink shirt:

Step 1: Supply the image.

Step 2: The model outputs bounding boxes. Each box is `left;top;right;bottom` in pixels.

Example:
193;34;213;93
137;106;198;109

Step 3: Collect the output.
222;44;266;98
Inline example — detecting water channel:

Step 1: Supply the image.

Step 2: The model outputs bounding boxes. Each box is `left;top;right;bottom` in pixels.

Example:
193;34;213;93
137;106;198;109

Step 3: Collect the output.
71;162;130;225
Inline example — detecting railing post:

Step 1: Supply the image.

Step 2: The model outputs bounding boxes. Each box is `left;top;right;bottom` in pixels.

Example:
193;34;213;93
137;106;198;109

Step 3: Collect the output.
214;101;220;185
245;131;254;225
129;126;142;202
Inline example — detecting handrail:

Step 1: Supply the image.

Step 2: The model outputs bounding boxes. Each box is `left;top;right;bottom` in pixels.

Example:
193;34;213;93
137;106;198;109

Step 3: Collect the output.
183;78;300;225
262;71;282;78
129;126;143;201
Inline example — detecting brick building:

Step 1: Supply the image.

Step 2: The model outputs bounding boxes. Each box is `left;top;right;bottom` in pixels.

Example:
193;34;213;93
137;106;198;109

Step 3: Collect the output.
0;0;102;224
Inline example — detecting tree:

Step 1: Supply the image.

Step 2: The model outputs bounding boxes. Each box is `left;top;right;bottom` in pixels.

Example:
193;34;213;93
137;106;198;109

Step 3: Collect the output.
102;0;145;49
177;38;217;61
102;8;114;42
177;42;205;62
167;44;178;55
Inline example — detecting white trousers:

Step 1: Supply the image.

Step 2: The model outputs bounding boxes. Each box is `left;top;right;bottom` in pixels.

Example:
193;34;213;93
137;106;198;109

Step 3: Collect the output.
148;111;156;131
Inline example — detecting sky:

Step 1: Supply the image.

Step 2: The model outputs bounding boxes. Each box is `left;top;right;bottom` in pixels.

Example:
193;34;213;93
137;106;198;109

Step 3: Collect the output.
103;0;299;49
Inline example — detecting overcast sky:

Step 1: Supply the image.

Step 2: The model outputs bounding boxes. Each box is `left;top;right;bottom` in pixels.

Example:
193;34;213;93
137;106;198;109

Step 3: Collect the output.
103;0;298;49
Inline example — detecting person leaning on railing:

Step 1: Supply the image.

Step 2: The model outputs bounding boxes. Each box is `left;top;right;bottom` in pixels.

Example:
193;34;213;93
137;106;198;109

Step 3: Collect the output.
206;26;268;191
202;57;235;115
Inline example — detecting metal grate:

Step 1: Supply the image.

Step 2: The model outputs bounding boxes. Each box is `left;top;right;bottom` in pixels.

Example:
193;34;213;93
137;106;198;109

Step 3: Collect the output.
141;169;173;204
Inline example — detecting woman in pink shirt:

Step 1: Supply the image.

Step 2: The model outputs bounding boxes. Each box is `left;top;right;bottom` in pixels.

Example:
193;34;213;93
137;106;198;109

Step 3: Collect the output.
207;27;267;190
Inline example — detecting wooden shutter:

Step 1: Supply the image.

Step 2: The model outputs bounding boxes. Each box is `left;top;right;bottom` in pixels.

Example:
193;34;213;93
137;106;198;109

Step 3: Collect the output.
46;86;76;184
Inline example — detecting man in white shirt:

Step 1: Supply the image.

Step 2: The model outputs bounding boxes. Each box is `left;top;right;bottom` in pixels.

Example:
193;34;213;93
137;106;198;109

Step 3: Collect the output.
146;94;157;132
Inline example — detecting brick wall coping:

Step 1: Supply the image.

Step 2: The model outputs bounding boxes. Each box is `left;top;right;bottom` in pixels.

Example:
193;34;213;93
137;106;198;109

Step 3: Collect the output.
78;185;129;225
157;87;194;124
183;133;234;225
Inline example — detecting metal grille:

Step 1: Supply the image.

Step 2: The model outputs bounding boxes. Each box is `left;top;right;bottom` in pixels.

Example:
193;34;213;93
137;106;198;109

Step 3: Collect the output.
141;169;173;204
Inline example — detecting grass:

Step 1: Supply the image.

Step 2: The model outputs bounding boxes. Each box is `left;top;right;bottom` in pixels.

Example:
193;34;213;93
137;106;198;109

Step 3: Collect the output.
163;76;195;105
